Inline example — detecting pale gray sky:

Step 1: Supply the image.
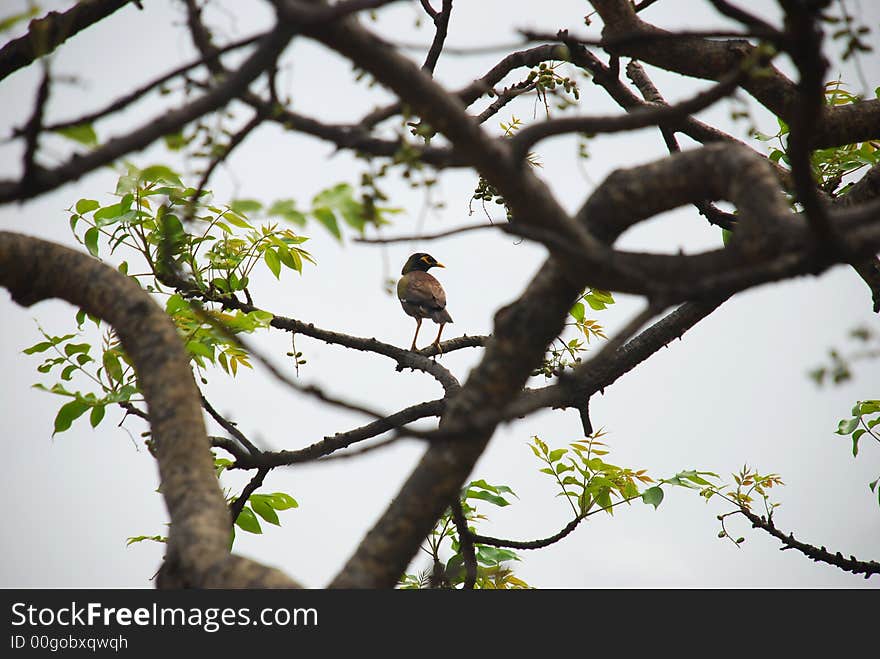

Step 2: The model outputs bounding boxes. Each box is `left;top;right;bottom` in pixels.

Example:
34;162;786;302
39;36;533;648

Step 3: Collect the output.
1;0;878;588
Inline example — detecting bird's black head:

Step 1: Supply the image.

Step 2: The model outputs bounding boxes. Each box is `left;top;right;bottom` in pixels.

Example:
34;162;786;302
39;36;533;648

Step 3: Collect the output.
401;252;445;274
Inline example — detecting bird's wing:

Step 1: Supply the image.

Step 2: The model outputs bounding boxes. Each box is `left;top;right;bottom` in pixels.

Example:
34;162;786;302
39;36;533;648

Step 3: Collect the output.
400;271;446;310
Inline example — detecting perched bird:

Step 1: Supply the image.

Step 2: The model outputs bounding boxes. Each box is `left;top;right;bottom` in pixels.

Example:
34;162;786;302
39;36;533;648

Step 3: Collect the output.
397;252;453;351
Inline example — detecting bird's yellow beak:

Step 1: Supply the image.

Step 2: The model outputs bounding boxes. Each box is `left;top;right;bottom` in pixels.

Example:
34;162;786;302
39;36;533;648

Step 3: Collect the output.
435;262;445;268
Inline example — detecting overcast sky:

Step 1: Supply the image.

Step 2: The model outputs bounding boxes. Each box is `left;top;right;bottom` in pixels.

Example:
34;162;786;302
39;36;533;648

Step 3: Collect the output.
1;0;878;588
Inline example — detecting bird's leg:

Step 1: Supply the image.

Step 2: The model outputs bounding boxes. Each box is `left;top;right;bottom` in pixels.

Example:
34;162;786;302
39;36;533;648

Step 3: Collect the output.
410;317;422;351
431;323;446;354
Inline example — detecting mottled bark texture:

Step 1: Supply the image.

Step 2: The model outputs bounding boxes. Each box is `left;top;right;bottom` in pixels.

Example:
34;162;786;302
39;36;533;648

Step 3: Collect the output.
0;232;299;588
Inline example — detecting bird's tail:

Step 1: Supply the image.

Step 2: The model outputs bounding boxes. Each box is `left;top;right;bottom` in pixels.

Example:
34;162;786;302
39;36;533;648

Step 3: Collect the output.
431;309;453;324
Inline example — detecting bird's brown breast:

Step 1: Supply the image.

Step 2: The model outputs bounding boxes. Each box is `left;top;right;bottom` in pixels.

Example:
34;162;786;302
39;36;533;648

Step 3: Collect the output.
397;270;451;322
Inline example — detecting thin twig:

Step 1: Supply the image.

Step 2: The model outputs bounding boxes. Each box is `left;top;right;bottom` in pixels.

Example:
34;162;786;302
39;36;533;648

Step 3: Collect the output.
450;500;477;589
229;467;269;524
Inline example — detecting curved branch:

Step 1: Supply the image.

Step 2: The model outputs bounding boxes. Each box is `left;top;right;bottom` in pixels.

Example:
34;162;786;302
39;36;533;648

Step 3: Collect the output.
0;231;299;588
473;514;587;550
229;468;269;524
0;0;134;83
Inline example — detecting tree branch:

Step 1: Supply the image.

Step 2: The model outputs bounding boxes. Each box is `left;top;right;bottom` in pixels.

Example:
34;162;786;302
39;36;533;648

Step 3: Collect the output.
228;399;445;469
0;24;296;204
0;231;299;588
421;0;453;74
588;0;880;149
739;508;880;579
0;0;135;83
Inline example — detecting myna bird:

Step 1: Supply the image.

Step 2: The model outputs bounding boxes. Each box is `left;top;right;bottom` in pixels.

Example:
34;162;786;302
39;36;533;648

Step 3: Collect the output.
397;252;453;351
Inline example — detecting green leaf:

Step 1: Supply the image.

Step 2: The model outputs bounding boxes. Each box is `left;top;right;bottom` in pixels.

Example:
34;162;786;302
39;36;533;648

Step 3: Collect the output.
570;302;585;322
465;490;511;507
84;227;100;257
836;418;859;435
466;480;516;497
858;400;880;414
312;207;342;240
641;486;664;509
22;341;55;355
64;342;90;357
89;405;106;428
230;199;263;215
475;545;519;566
679;470;713;486
165;293;189;316
234;506;262;534
266;492;299;510
548;448;567;462
250;496;280;526
53;399;89;435
138;165;182;185
589;289;615;304
264;248;281;279
103;351;124;383
445;554;466;584
584;294;607;311
55;123;98;147
75;199;100;215
185;341;214;360
268;199;307;225
159;212;185;248
852;429;865;457
288;248;303;273
721;228;733;246
92;201;132;227
224;212;253;229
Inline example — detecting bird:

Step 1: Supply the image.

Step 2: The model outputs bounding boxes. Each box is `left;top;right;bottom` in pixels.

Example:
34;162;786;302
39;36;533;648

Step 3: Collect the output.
397;252;453;352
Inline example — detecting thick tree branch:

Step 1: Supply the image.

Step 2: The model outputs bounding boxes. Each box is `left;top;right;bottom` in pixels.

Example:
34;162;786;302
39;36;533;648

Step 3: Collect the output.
0;231;299;588
779;2;832;244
